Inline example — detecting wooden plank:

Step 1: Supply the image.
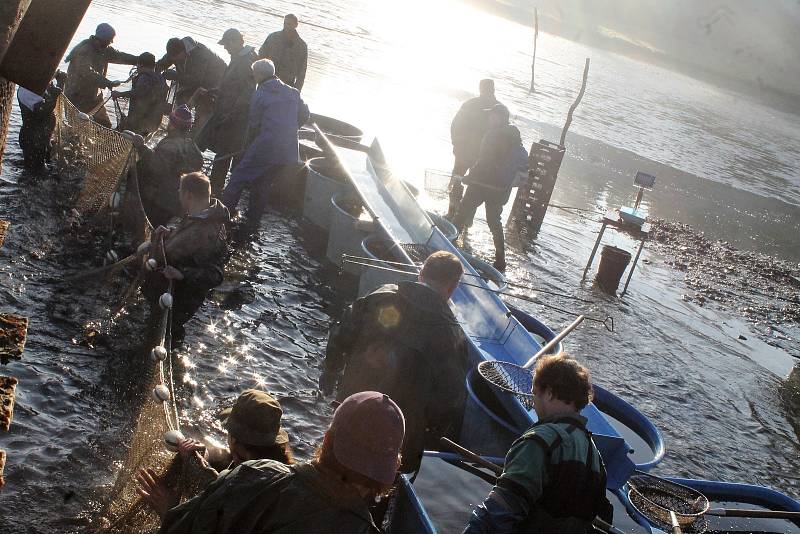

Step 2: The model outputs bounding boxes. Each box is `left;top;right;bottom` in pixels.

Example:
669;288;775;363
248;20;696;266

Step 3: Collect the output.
0;449;5;489
0;0;93;94
0;375;16;431
0;220;8;248
0;314;27;364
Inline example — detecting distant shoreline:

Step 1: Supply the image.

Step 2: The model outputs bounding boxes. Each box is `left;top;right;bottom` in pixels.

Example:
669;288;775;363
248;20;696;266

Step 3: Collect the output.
464;0;800;115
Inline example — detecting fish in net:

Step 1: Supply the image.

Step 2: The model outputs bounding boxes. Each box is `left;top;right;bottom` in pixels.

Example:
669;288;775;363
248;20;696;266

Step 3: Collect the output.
627;472;710;533
53;95;134;216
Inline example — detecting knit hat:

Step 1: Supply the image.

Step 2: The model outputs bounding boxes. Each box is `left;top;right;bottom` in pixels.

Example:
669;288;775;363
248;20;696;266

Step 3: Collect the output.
95;23;116;42
251;59;275;81
330;391;405;485
169;105;193;129
219;390;289;447
138;52;156;68
166;37;186;58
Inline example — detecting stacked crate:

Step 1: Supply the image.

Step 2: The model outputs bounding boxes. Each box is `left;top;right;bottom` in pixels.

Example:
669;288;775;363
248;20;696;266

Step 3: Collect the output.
509;139;566;235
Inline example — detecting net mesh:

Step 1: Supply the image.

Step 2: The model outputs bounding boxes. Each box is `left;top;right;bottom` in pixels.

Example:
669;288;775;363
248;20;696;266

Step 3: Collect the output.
52;95;184;532
627;473;710;532
53;95;134;216
424;168;452;201
477;360;535;410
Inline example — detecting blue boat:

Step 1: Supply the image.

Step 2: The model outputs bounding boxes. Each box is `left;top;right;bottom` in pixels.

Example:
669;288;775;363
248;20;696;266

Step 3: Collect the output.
309;129;800;532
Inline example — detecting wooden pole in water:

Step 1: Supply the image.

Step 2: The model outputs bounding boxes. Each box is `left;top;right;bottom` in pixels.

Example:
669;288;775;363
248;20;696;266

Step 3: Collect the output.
559;58;590;148
0;0;31;172
528;9;539;94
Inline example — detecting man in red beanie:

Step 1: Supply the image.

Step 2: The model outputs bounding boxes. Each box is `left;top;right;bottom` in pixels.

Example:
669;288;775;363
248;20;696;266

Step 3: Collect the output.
158;391;404;534
133;105;204;227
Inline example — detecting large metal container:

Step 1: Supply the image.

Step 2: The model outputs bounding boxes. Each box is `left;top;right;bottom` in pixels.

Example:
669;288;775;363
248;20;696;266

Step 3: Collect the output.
357;235;417;297
302;157;352;230
327;193;375;274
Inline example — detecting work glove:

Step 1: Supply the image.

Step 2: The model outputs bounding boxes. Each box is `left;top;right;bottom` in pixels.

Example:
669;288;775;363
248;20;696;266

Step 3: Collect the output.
318;370;337;396
163;69;178;81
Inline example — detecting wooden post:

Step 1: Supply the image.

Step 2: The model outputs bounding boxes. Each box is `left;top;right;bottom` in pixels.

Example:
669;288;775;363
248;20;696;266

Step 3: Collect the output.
559;58;590;148
528;9;538;94
0;0;32;172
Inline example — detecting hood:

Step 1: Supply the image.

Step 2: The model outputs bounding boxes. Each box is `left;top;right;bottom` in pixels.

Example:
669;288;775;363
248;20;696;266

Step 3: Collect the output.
239;45;255;57
396;280;459;326
188;198;231;223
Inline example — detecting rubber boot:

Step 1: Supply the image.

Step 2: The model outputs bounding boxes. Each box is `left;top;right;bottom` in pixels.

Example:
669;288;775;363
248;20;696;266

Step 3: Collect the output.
492;228;506;272
446;181;464;221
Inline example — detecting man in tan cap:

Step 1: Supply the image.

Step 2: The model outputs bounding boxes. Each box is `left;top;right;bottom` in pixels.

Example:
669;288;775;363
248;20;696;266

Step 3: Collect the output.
137;389;293;518
157;392;404;534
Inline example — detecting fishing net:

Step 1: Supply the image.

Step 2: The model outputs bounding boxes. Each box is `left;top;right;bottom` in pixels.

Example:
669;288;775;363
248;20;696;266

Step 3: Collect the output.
424;168;452;201
627;472;710;533
52;95;134;216
476;360;536;410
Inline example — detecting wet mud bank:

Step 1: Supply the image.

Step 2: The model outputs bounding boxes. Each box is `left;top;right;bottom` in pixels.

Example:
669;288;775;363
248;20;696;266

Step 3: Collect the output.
649;218;800;357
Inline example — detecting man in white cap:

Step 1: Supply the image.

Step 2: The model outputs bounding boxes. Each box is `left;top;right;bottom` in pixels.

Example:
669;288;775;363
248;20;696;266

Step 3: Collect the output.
221;58;309;225
63;23;139;127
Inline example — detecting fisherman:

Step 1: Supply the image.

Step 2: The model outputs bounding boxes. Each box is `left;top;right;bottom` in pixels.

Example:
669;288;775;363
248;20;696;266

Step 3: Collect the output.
464;354;613;534
156;36;227;131
258;14;308;91
141;172;230;342
132;105;204;227
136;389;294;518
16;71;65;169
221;59;309;225
156;391;403;534
112;52;169;135
451;103;528;272
196;28;257;197
320;251;468;473
446;79;499;220
63;23;139;128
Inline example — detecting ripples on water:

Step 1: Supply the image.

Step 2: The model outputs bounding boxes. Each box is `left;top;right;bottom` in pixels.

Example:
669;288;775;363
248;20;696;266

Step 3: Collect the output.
1;0;799;532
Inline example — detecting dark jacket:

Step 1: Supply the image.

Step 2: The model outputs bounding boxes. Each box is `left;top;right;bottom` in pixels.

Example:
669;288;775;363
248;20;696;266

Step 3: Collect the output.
464;124;527;202
323;281;469;472
198;45;257;154
450;95;497;163
137;134;204;227
124;70;169;134
17;84;60;168
160;460;380;534
464;413;612;534
259;31;308;90
160;38;227;103
64;37;138;111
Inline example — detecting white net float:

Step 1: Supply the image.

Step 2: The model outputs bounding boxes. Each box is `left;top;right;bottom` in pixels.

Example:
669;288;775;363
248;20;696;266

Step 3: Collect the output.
145;258;158;271
105;250;119;263
159;293;173;309
150;346;168;362
164;429;184;452
152;384;171;403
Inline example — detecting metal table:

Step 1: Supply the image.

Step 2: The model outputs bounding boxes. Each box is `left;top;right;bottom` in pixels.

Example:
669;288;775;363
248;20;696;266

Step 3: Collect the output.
581;211;651;296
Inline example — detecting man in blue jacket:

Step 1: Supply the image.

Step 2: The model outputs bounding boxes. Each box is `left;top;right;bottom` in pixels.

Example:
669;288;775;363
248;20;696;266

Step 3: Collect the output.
221;59;309;225
452;104;528;272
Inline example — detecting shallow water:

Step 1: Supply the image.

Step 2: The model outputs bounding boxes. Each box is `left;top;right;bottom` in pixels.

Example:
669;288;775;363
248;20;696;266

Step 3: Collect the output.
1;0;799;532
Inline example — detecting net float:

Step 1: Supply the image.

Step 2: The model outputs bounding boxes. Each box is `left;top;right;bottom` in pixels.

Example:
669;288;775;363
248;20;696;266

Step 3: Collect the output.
150;346;167;362
145;258;158;271
136;241;151;254
152;384;170;402
159;293;173;309
105;250;119;263
109;192;123;209
76;112;91;121
164;429;184;452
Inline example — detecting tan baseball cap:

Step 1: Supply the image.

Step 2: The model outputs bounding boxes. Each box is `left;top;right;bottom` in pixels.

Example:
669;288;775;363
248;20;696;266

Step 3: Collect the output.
220;389;289;446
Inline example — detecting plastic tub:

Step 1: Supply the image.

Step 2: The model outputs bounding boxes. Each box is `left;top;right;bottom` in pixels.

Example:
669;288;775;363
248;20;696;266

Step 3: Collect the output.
302;157;352;230
597;245;631;294
327;193;375;274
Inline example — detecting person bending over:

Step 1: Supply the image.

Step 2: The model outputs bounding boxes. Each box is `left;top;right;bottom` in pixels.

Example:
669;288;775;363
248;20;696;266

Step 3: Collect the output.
137;389;294;517
320;250;469;473
64;23;138;127
142;172;230;343
113;52;169;135
157;391;404;534
464;354;612;534
133;105;204;228
17;72;65;169
221;59;309;225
